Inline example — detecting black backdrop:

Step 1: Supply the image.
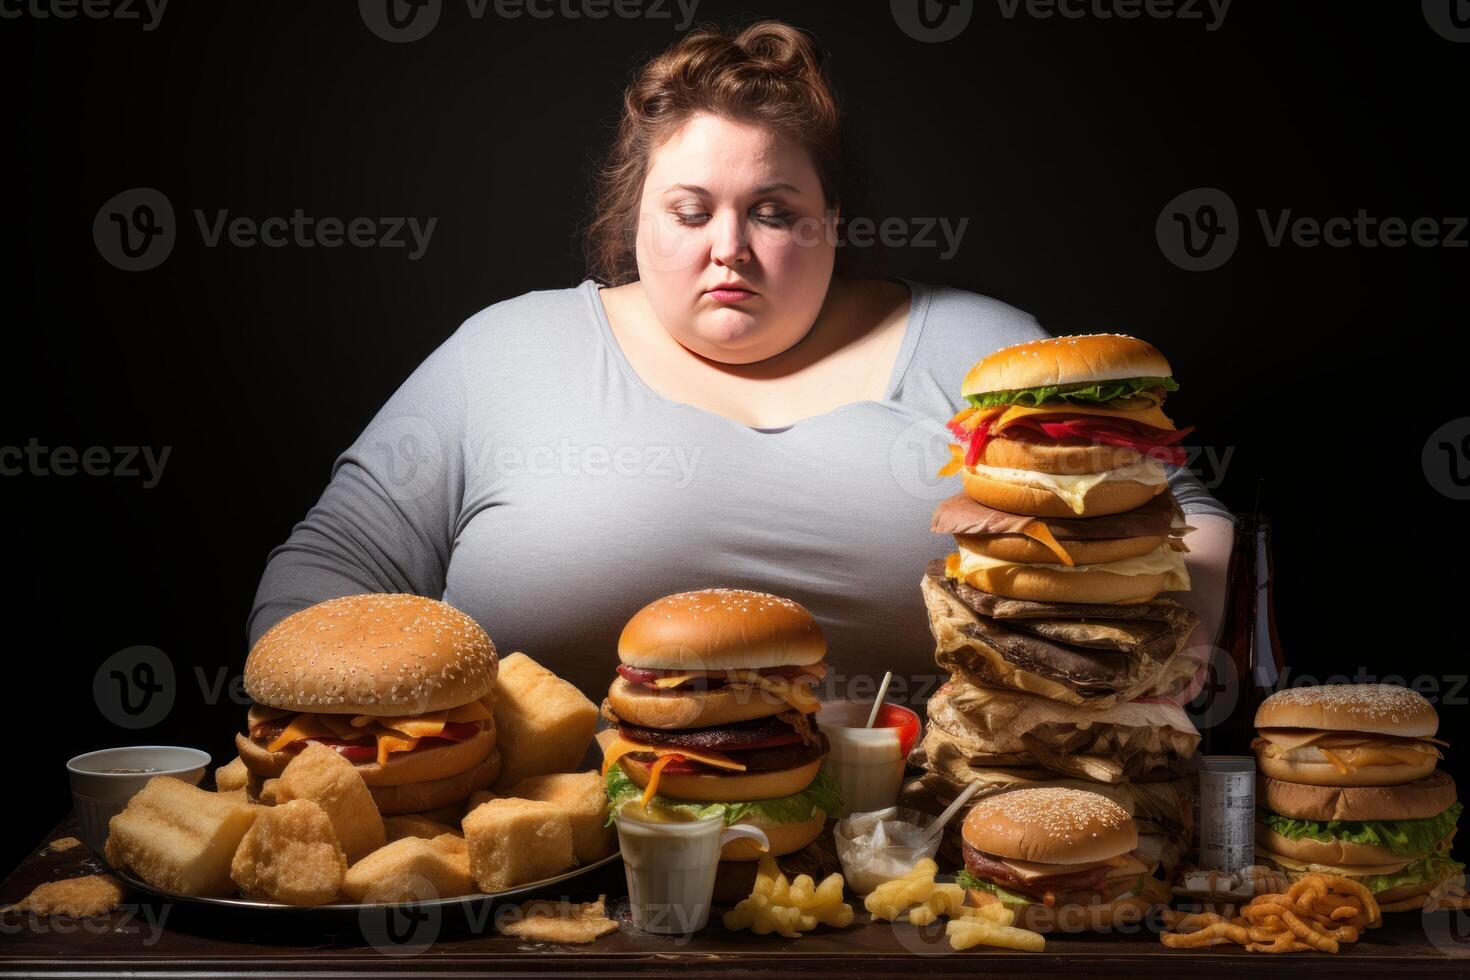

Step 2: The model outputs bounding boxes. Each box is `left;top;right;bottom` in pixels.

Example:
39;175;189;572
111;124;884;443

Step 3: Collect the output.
5;1;1467;877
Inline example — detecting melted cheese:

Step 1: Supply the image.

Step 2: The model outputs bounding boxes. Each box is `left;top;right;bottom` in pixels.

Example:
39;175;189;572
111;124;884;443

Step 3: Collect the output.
992;399;1176;434
965;458;1169;514
1252;732;1442;770
641;672;819;714
642;756;676;806
265;701;491;760
600;735;748;778
1257;847;1410;877
951;538;1190;590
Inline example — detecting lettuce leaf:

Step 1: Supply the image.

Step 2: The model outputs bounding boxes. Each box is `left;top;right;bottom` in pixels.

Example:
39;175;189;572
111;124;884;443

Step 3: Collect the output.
954;869;1033;907
1359;847;1465;894
966;376;1178;410
1263;802;1462;859
603;763;841;828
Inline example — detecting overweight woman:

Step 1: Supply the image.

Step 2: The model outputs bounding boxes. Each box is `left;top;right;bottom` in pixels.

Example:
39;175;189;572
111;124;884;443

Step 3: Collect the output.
248;21;1233;702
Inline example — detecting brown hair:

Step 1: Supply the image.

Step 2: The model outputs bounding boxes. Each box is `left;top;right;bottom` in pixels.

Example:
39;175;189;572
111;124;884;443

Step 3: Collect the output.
584;20;862;286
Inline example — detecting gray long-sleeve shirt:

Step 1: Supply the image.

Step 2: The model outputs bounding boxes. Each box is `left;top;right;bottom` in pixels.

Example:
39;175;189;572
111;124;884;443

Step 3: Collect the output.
249;279;1232;701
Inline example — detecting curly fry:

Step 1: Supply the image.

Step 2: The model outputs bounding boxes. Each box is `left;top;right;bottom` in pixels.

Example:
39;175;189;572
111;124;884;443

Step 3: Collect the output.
1161;922;1250;947
1289;876;1327;912
1246;937;1312;954
1319;875;1380;926
1282;910;1338;953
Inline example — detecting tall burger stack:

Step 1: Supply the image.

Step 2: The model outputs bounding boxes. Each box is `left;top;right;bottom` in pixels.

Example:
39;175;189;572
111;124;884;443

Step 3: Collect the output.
905;334;1206;883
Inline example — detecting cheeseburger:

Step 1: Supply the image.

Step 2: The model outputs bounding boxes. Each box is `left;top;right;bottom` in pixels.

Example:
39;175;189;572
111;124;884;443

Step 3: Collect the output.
237;594;501;815
939;334;1194;518
601;589;838;859
956;787;1167;932
1253;684;1465;911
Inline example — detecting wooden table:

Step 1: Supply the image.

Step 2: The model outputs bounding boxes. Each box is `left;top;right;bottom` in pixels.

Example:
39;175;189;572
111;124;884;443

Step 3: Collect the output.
4;818;1468;976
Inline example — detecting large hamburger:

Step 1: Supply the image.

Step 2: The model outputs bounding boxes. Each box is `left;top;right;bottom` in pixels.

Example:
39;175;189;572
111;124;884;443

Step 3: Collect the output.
601;589;839;860
1253;685;1466;912
939;334;1194;518
237;594;501;816
956;787;1167;932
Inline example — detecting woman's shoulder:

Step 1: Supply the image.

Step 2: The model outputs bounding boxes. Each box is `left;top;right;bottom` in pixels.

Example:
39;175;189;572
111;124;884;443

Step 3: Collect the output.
896;280;1049;403
455;281;598;340
906;280;1048;351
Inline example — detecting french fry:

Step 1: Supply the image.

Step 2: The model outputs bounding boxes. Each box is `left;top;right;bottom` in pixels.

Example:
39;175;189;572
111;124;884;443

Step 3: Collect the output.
723;857;853;937
945;917;1046;953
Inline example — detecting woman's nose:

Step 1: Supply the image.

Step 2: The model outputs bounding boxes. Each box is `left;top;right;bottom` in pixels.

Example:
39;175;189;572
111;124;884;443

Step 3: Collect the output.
708;212;751;267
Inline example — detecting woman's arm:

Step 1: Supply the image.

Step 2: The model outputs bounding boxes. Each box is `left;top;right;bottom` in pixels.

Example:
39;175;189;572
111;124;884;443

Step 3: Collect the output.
246;329;469;646
1163;463;1236;699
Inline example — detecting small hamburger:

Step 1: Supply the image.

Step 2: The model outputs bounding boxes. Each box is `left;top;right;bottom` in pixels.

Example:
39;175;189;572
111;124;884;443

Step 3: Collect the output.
939;334;1194;518
1253;685;1465;911
237;594;500;816
601;589;838;859
956;787;1167;932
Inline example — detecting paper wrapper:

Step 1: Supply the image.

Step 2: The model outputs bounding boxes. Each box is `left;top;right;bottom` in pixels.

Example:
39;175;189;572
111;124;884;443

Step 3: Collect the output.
921;564;1202;708
916;670;1201;784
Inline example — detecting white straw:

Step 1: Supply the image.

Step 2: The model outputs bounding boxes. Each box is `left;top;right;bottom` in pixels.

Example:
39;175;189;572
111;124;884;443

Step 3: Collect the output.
921;781;981;844
865;671;894;728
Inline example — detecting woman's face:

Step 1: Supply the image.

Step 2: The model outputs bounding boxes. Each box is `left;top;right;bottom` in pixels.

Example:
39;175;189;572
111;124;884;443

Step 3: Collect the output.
635;113;837;365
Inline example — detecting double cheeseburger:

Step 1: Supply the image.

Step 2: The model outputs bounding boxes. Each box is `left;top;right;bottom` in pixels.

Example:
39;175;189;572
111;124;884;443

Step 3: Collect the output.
237;594;501;816
957;787;1167;932
1253;684;1466;912
601;589;838;859
939;334;1194;518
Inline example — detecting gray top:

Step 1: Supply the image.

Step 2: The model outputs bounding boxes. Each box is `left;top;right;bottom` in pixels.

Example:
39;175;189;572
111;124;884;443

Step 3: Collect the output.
249;279;1231;699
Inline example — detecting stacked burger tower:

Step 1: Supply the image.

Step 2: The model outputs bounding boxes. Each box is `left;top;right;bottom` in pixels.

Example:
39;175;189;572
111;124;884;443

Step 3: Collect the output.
1253;684;1467;912
908;334;1207;897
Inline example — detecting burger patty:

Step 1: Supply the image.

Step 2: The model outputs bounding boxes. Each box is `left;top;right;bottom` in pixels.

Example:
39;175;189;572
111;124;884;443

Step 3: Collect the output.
625;737;825;774
962;842;1111;899
618;713;821;751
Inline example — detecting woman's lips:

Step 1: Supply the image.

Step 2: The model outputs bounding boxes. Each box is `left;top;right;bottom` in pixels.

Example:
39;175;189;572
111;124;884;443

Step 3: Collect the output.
705;287;757;303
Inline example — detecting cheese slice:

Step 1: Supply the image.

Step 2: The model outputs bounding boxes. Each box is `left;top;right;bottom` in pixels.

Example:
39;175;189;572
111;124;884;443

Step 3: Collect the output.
991;399;1177;435
999;857;1108;880
965;458;1169;515
1257;847;1410;878
376;732;420;767
600;736;749;778
951;538;1190;590
642;756;676;806
266;714;334;753
1255;729;1447;751
350;700;493;740
643;672;819;714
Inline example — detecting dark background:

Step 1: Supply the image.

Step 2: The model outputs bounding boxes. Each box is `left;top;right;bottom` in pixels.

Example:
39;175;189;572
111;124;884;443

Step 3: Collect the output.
4;1;1466;877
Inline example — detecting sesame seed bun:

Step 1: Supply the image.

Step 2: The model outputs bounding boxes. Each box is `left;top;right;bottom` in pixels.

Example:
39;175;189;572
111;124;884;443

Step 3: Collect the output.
962;334;1172;398
1253;684;1438;738
245;594;498;716
618;589;826;671
961;787;1137;865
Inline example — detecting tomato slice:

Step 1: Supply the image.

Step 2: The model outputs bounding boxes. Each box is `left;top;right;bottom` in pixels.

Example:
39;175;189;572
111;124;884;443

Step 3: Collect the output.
301;737;377;764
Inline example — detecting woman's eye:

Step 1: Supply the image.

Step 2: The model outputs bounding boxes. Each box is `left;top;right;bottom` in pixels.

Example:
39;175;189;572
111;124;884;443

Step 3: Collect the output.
752;207;793;228
672;209;709;225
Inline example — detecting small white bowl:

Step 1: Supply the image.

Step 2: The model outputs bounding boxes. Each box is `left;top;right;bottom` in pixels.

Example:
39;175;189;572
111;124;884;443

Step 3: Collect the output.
67;746;211;856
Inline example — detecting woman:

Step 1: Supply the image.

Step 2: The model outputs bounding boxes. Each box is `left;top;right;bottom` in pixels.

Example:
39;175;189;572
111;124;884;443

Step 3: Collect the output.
248;21;1232;702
